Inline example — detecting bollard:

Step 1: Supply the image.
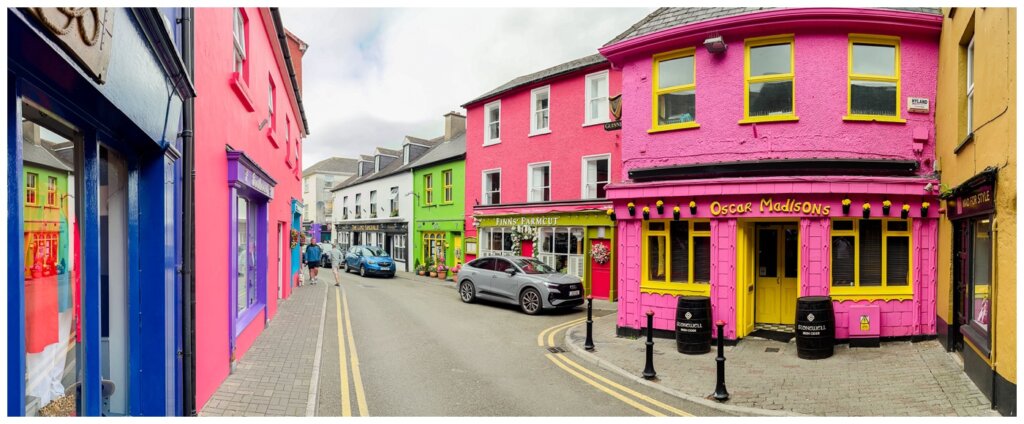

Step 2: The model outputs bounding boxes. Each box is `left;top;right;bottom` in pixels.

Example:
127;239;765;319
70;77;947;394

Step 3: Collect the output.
642;310;657;380
585;296;595;351
713;320;730;402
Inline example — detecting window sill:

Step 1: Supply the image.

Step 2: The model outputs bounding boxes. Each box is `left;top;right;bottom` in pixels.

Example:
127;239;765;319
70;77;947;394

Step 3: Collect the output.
235;301;266;338
267;129;280;148
738;115;799;125
528;129;552;137
483;139;501;147
842;115;906;124
961;325;991;358
230;72;256;113
953;132;974;154
829;288;913;301
648;122;700;134
640;282;711;297
583;120;610;128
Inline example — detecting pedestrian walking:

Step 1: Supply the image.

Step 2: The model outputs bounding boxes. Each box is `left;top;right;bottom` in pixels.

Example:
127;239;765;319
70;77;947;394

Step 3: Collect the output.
330;244;344;286
305;242;323;284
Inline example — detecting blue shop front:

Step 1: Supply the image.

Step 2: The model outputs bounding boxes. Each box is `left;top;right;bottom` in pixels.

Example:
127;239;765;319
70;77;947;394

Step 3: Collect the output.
7;8;194;416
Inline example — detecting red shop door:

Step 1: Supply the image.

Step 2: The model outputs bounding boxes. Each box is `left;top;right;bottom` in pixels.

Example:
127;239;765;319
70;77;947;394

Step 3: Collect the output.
590;239;612;300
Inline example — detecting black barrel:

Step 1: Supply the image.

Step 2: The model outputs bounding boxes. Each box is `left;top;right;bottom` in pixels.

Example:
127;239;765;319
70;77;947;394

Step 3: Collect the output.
795;296;835;359
675;296;712;354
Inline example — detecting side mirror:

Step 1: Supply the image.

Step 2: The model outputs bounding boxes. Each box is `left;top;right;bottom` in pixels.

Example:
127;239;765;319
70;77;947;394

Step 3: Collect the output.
505;267;517;276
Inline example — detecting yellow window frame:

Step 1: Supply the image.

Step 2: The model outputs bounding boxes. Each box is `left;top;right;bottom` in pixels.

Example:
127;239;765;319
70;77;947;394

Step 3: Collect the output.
46;176;57;206
442;169;453;203
26;172;38;205
844;34;905;123
649;47;700;133
424;173;434;205
829;218;914;300
740;34;798;124
640;220;712;297
422;231;446;264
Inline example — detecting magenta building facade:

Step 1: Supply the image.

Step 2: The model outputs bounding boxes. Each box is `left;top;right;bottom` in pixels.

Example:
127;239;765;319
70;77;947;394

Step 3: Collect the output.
599;8;943;341
463;55;623;299
192;8;307;410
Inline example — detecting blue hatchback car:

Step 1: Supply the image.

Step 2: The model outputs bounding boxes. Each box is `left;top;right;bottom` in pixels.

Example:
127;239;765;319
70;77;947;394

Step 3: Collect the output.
344;245;395;278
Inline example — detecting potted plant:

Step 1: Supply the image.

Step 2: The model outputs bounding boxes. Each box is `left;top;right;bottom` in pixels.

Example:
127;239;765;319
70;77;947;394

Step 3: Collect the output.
627;202;636;216
437;264;447;280
921;202;930;217
655;200;665;215
841;198;852;215
672;206;681;221
416;265;426;276
882;200;892;216
642;206;650;220
901;204;911;219
428;265;437;278
607;208;616;221
689;200;697;215
862;202;871;219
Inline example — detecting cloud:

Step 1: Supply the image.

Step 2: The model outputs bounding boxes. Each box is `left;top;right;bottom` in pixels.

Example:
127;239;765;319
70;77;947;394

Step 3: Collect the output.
280;7;655;167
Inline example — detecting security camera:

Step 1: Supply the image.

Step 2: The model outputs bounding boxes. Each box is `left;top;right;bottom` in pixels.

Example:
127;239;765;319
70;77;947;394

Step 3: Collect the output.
924;183;933;192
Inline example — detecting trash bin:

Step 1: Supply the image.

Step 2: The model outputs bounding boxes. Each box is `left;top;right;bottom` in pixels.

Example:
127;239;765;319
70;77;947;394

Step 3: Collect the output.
795;296;835;359
675;296;712;354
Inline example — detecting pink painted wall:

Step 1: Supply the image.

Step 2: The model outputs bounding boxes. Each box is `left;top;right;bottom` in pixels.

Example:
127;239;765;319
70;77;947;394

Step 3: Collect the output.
600;8;941;180
463;63;622;241
193;8;304;411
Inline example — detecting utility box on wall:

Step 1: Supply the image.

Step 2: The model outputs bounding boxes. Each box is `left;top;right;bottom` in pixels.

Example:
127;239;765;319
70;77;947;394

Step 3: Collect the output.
848;305;881;348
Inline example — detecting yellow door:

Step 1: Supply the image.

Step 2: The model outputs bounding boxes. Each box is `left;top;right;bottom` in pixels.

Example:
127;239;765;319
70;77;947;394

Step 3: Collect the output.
453;235;463;266
755;224;799;325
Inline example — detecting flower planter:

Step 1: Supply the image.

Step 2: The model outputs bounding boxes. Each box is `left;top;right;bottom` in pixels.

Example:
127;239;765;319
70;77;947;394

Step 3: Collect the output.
656;203;664;215
642;208;650;220
418;271;425;276
862;209;871;219
901;208;909;219
627;205;636;216
842;205;850;215
920;207;929;217
609;211;616;221
429;272;437;277
672;209;680;221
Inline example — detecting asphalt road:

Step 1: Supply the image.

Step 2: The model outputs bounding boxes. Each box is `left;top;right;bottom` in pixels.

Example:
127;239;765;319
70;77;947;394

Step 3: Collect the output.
314;268;728;417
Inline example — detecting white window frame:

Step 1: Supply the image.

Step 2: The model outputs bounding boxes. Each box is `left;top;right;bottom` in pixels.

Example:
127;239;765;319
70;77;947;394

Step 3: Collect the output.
580;153;612;199
304;177;309;193
342;196;348;219
404;145;411;164
268;77;275;119
369;190;378;217
482;168;501;206
390;186;399;216
527;161;551;202
355;193;362;218
233;8;246;75
375;156;381;172
529;85;551;136
483;100;501;146
584;70;610;126
966;37;975;134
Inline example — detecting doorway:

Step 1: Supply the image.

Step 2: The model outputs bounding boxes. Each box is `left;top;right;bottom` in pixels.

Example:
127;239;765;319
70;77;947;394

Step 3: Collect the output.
754;224;799;325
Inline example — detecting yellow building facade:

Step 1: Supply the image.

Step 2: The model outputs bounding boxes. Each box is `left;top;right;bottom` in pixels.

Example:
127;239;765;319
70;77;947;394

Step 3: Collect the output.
935;7;1016;416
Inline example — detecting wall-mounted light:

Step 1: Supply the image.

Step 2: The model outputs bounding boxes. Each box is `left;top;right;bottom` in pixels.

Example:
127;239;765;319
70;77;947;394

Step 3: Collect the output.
704;35;727;54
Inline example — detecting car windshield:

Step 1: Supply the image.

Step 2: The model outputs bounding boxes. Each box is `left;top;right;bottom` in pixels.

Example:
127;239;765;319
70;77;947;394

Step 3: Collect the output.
513;258;556;274
365;247;388;257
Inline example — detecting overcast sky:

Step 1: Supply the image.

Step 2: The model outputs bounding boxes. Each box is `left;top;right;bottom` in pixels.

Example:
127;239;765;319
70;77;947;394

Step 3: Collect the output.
279;7;654;168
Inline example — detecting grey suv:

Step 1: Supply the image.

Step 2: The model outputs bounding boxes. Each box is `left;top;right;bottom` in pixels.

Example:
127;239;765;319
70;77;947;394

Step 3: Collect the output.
456;256;584;315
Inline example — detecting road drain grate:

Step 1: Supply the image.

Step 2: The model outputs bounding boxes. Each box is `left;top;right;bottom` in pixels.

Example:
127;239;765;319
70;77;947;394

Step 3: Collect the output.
547;347;566;353
765;347;780;353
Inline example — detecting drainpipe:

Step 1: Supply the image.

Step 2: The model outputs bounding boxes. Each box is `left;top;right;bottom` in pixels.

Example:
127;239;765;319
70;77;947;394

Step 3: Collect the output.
990;216;998;410
180;6;197;417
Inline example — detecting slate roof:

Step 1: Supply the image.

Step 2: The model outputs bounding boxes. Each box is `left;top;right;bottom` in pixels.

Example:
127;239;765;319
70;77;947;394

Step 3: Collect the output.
605;7;943;46
302;156;358;177
331;137;444;191
23;138;72;172
376;147;402;157
407;132;466;170
462;54;607;107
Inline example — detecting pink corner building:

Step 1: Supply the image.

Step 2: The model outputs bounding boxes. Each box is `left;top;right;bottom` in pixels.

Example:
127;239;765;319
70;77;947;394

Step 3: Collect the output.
192;7;308;410
599;8;942;342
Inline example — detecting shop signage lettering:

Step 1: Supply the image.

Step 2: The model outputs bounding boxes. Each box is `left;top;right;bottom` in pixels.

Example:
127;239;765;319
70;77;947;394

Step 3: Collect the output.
352;225;379;231
709;198;831;217
676;321;702;333
949;182;995;220
242;168;273;198
492;216;560;227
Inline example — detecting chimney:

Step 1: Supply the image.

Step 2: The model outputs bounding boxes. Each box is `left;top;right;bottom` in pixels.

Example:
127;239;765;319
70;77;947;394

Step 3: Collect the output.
443;111;466;141
285;29;308;95
22;120;41;145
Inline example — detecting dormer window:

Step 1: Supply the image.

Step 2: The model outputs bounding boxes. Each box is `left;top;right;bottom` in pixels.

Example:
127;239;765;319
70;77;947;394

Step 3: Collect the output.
404;145;411;165
358;162;365;177
375;156;381;172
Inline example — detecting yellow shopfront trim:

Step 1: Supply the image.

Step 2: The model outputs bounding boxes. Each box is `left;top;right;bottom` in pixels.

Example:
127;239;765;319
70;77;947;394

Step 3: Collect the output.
844;34;906;123
740;34;798;124
649;47;700;133
640;220;711;297
829;218;914;300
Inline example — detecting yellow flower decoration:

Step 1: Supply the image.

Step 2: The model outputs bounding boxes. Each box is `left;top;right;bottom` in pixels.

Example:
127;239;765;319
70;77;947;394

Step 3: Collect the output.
922;202;931;208
842;198;852;206
627;202;635;208
862;202;871;210
656;200;664;206
606;209;614;215
689;201;696;208
642;206;650;212
882;200;892;207
673;206;681;212
902;204;911;211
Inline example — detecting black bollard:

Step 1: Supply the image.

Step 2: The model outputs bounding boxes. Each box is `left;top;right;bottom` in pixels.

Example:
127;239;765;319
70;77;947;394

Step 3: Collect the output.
642;310;657;380
585;296;595;351
713;320;730;401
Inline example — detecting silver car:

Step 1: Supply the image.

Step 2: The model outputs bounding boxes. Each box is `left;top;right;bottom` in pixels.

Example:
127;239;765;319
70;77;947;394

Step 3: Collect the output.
456;256;585;315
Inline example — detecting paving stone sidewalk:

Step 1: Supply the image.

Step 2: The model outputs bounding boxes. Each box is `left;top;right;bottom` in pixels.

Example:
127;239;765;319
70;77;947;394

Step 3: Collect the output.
566;313;1000;417
200;278;329;417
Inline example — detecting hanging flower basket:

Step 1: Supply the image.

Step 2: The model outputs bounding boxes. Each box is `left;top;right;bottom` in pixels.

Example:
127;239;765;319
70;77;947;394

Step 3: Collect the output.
627;202;636;216
606;208;616;221
590;242;611;265
901;204;910;219
841;198;852;215
862;202;871;219
882;200;892;216
672;206;681;221
642;206;650;220
921;202;930;217
656;200;665;215
689;201;697;215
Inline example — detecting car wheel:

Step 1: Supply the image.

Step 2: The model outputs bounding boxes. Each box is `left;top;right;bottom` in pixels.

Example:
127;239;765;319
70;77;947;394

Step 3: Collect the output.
459;280;476;303
359;265;366;277
519;287;542;315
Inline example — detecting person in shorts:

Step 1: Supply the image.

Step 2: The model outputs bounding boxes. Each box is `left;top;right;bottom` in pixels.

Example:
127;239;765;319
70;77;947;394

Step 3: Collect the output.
305;242;323;284
330;244;344;286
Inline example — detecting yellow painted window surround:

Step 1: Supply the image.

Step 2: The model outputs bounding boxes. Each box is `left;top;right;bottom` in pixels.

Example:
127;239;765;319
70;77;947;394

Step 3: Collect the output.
424;174;434;205
844;34;905;123
650;47;700;133
830;218;913;300
740;34;798;124
640;220;711;297
442;169;453;203
26;172;38;205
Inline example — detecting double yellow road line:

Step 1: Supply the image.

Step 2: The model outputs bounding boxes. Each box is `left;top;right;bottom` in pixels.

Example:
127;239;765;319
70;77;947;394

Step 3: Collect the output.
538;318;692;417
335;285;369;416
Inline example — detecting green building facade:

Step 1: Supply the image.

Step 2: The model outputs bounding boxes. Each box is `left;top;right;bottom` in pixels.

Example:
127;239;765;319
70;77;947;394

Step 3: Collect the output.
411;131;466;274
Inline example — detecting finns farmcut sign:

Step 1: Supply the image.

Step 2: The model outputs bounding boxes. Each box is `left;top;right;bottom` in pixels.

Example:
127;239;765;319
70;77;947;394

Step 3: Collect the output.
710;198;832;217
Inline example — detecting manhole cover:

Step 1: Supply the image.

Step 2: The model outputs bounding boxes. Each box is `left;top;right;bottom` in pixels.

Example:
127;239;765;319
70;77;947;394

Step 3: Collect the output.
547;347;566;353
765;347;780;353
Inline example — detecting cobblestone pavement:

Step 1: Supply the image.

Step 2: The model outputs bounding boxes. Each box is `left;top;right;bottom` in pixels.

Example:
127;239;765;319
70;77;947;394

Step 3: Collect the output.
199;276;330;417
565;313;1000;416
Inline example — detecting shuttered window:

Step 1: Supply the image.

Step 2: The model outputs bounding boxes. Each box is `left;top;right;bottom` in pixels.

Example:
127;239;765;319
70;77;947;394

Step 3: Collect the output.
831;219;912;291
